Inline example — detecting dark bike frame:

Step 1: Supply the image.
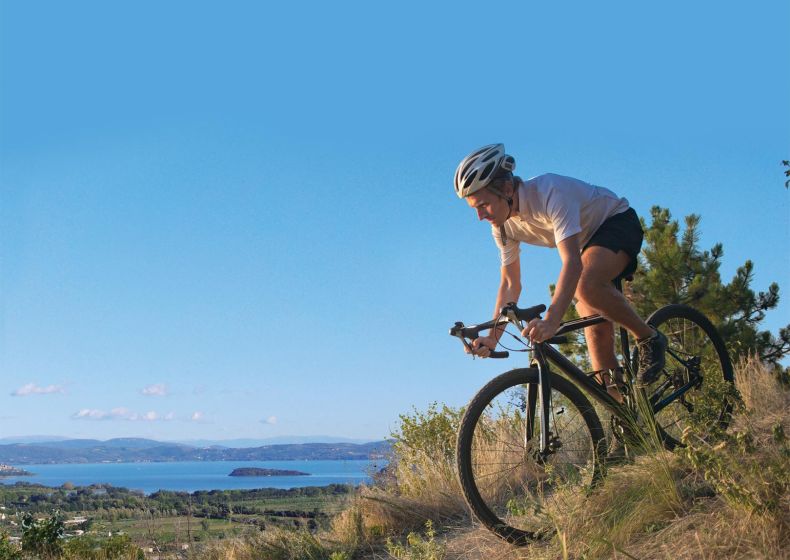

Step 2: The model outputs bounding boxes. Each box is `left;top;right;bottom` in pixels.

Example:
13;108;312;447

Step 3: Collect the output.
453;280;704;458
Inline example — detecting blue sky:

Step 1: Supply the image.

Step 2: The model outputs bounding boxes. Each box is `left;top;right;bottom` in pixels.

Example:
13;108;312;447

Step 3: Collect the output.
1;1;788;442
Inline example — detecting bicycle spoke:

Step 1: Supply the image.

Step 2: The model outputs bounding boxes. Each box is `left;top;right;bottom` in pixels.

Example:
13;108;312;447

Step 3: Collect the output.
473;462;531;481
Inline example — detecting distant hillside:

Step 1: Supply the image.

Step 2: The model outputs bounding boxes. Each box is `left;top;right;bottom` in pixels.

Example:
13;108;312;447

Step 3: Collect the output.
0;439;391;464
173;435;380;447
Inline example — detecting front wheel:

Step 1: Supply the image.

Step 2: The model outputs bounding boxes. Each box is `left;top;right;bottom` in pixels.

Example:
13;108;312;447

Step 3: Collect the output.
456;368;606;545
645;304;735;448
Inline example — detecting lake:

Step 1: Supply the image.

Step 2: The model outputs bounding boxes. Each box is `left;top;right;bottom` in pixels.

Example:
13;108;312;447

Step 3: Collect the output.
0;460;381;495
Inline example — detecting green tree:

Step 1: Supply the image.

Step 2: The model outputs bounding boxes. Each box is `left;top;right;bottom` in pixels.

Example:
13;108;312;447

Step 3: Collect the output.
631;206;789;366
550;206;789;373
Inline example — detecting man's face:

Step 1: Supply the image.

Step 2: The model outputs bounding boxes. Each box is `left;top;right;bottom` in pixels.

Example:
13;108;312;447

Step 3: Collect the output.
465;189;510;227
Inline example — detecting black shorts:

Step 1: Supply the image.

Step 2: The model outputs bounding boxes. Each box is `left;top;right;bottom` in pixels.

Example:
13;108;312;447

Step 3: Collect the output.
582;207;644;281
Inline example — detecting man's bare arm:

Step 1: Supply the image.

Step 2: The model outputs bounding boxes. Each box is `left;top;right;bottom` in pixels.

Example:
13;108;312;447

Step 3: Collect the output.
545;234;583;325
491;258;522;339
523;235;583;343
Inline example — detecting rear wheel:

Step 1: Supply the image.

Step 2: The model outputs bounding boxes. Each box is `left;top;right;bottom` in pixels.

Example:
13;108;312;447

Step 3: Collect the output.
644;304;734;448
456;368;605;545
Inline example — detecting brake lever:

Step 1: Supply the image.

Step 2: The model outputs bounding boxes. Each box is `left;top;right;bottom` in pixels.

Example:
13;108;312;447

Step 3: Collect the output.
450;322;477;358
460;337;475;357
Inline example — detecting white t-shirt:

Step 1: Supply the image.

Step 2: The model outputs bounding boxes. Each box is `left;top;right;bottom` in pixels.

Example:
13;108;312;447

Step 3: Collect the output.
494;173;630;266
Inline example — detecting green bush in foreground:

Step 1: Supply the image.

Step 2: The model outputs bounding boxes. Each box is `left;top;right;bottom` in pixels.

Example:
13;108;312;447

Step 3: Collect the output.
386;521;445;560
387;403;463;508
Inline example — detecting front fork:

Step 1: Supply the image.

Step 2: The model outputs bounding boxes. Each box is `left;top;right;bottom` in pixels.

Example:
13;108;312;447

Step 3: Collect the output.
500;307;555;460
526;345;554;460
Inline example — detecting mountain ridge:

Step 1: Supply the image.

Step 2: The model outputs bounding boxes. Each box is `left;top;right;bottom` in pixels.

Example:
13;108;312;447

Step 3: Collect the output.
0;438;391;464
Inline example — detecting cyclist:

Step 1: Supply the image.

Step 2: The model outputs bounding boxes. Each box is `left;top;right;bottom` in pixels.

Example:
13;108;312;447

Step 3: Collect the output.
454;143;666;396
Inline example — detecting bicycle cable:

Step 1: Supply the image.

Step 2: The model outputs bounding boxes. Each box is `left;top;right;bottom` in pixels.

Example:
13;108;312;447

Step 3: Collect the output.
493;312;531;353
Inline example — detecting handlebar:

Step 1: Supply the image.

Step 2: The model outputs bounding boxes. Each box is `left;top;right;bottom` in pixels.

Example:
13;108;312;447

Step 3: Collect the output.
450;303;568;359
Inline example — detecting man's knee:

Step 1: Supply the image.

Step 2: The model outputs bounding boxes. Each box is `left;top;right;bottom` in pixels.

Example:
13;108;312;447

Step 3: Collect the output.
576;274;608;308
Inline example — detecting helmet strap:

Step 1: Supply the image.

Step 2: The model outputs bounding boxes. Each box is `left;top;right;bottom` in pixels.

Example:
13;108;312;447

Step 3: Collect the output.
499;178;521;246
491;178;518;246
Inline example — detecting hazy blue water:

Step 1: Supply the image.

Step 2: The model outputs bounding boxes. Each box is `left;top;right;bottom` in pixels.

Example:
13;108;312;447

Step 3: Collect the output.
0;460;381;495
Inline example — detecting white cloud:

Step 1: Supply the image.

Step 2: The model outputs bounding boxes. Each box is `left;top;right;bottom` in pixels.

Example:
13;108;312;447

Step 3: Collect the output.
72;408;176;422
261;416;278;425
73;409;110;420
12;383;65;397
190;411;204;422
141;383;168;397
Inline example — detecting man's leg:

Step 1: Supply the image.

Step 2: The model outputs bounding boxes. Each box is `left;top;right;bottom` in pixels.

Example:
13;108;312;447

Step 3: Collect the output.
574;298;617;371
577;246;667;385
576;247;654;341
574;297;624;402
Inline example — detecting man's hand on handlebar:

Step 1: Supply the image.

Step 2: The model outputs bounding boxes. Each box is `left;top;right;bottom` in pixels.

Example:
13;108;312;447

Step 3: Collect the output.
451;304;555;360
523;316;561;344
468;335;498;358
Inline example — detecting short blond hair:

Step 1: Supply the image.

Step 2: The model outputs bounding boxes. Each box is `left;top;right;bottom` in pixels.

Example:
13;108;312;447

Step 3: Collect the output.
486;173;520;199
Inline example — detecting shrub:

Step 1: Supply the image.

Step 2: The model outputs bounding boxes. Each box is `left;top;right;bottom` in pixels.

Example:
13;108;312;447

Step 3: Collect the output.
0;533;21;560
682;356;790;514
62;534;142;560
21;512;63;559
386;403;465;514
386;521;445;560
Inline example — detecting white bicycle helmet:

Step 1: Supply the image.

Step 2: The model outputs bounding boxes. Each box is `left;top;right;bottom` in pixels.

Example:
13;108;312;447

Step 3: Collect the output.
454;143;516;198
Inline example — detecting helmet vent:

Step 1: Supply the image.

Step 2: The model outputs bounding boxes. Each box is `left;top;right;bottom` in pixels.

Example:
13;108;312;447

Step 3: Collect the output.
463;170;478;188
479;161;496;181
461;160;476;177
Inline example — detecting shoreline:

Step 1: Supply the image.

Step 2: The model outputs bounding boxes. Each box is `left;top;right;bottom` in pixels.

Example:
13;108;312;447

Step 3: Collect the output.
0;459;381;495
0;478;364;495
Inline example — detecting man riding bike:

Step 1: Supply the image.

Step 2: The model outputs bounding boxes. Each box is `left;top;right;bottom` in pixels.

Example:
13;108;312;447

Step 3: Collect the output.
454;143;666;397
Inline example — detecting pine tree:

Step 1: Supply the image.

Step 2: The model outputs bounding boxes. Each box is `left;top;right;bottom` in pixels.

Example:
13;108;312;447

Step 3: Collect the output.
550;206;789;374
631;206;789;367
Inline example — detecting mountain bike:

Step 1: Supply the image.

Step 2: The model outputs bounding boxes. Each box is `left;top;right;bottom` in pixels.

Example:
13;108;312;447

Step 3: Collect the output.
448;280;734;545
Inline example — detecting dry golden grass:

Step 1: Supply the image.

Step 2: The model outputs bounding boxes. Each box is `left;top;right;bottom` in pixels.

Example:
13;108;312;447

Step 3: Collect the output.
734;356;789;436
194;527;333;560
428;357;790;560
325;484;465;546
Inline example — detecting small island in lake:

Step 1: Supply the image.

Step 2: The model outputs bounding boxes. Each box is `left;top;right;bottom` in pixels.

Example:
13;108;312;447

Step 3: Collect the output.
0;463;32;477
229;467;310;477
